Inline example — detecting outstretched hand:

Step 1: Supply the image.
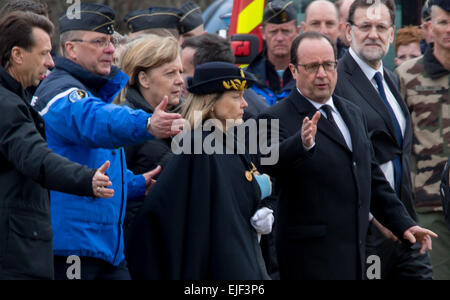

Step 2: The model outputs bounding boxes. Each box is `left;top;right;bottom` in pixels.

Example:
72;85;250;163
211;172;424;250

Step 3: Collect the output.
301;111;321;148
403;225;438;254
142;165;162;196
92;161;114;198
148;96;184;138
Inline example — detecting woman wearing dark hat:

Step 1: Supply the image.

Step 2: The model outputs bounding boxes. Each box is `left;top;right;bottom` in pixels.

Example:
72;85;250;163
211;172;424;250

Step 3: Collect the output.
126;62;273;280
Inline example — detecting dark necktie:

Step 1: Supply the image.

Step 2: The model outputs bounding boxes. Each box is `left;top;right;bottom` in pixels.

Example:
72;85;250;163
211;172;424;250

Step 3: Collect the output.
321;104;347;147
373;72;402;198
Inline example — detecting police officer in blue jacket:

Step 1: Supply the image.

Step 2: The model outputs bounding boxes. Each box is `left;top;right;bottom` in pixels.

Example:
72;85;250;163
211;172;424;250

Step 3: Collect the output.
32;3;183;280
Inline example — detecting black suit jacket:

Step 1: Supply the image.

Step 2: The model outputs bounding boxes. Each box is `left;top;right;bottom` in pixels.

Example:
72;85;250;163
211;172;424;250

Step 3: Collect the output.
335;51;416;220
258;90;415;279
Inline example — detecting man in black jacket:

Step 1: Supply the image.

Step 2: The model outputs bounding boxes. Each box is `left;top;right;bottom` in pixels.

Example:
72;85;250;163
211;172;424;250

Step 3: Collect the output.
0;11;113;279
258;31;437;279
334;0;433;279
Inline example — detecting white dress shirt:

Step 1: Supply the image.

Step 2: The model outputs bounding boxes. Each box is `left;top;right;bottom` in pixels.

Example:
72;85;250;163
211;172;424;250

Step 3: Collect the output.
297;88;353;151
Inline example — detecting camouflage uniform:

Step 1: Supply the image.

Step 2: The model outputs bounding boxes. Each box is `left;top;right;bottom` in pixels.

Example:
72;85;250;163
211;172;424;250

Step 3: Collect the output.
396;51;450;209
396;45;450;280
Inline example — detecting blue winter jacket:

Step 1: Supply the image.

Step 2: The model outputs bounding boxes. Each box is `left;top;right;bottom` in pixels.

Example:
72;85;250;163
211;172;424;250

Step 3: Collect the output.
245;50;293;106
32;57;153;266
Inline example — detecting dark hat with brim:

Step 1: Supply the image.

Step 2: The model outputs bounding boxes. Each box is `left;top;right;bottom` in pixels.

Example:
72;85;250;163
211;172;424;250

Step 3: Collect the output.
178;1;203;34
124;7;180;33
187;62;256;95
263;0;297;24
59;3;115;34
429;0;450;12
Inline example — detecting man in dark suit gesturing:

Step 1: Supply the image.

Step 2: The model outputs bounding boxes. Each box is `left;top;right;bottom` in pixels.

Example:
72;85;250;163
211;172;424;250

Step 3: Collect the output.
258;31;437;280
334;0;432;279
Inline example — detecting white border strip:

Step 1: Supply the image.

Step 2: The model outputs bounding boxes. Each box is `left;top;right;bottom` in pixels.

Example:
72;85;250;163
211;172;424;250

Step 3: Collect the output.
38;87;79;116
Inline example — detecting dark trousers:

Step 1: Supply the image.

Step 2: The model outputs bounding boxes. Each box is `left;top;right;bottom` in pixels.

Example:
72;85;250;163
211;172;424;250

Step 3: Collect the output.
54;256;131;280
365;221;433;280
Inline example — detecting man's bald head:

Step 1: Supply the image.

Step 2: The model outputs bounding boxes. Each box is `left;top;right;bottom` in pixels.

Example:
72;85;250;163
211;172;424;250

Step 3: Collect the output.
305;0;339;21
302;0;341;44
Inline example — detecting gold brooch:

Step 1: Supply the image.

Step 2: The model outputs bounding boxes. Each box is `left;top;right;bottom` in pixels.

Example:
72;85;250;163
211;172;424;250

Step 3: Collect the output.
245;162;258;182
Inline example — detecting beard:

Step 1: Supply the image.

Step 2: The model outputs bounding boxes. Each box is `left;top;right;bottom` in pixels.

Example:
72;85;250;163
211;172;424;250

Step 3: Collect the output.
351;32;389;66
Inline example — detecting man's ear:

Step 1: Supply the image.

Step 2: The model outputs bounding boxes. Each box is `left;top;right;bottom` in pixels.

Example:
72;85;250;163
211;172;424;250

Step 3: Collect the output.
64;41;77;60
10;46;24;65
388;25;396;44
259;25;266;41
345;23;352;45
289;63;297;81
338;21;344;35
300;21;306;34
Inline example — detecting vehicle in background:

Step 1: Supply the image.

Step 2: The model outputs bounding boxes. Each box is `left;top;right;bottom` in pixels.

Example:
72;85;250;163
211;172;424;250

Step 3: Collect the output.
203;0;233;37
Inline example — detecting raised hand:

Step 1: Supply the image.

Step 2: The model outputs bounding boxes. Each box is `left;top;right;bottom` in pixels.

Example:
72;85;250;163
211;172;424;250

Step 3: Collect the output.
148;96;184;138
301;111;321;148
92;160;114;198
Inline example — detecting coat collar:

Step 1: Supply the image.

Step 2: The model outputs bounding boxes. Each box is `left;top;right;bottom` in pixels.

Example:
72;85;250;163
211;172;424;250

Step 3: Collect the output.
286;89;357;152
340;51;409;147
0;66;28;102
424;44;450;79
125;86;154;113
54;56;129;101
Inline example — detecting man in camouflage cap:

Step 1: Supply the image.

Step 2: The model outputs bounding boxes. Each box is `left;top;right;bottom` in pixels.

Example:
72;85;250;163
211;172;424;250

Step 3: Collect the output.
396;0;450;280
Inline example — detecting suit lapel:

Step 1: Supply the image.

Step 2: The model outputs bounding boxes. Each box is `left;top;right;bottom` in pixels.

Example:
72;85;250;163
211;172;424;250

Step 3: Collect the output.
342;54;398;143
333;95;362;153
288;90;350;151
384;69;413;144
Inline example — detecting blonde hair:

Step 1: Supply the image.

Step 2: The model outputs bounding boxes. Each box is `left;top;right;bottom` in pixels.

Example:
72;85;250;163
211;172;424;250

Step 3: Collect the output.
117;34;179;103
181;92;222;129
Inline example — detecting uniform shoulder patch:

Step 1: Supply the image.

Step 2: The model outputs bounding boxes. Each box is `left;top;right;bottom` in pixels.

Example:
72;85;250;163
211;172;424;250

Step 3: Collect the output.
68;89;88;102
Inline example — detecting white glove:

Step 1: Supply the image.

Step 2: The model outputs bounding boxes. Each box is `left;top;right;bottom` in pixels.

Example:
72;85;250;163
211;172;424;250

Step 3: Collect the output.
250;207;274;235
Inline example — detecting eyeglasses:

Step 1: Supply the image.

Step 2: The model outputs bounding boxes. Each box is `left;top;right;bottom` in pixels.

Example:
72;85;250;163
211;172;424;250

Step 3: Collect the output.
296;61;337;73
70;38;117;49
351;22;392;34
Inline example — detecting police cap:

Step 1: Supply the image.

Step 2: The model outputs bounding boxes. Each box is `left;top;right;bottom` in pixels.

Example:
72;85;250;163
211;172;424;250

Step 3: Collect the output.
59;3;115;35
178;1;203;34
124;7;180;33
263;0;297;24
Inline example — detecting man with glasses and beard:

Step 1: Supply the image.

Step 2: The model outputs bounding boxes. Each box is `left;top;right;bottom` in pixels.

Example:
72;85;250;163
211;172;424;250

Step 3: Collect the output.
334;0;433;279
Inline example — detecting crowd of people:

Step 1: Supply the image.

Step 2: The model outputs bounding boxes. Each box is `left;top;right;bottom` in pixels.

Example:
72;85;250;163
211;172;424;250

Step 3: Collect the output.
0;0;448;280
